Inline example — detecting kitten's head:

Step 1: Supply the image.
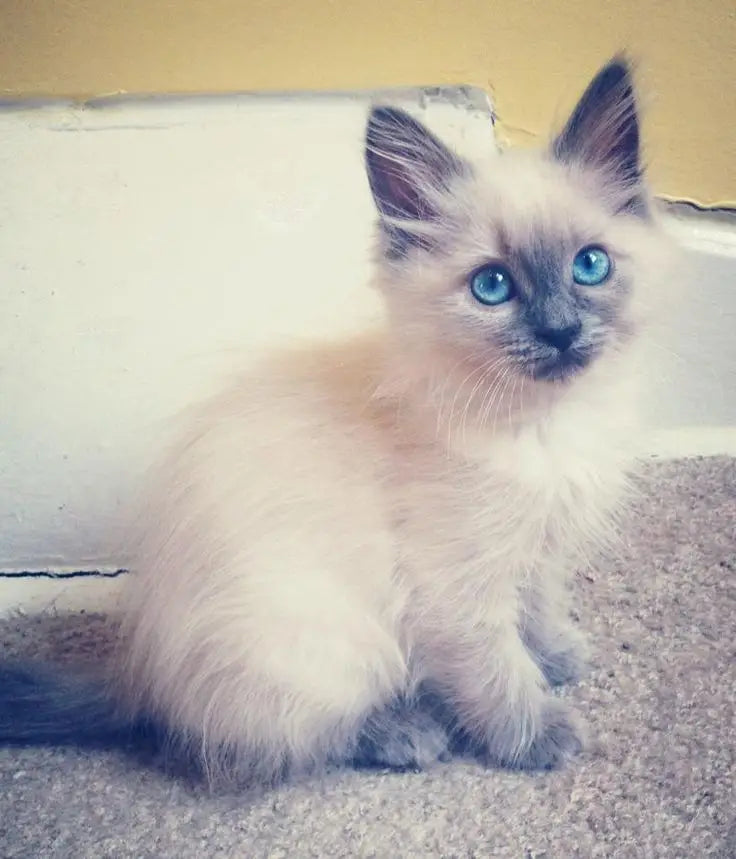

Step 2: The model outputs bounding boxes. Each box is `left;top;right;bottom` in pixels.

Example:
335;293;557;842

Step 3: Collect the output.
365;57;671;410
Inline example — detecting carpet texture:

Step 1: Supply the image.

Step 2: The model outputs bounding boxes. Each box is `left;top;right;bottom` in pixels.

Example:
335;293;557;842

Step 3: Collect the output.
1;457;734;859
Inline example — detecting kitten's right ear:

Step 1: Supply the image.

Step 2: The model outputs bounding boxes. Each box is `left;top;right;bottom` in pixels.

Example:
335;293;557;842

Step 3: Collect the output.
365;107;467;254
552;56;647;213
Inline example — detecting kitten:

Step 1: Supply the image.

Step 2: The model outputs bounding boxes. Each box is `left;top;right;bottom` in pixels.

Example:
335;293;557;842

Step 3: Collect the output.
0;57;674;789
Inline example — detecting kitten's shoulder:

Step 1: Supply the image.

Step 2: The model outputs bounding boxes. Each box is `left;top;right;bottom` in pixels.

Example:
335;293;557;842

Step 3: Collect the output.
187;329;391;449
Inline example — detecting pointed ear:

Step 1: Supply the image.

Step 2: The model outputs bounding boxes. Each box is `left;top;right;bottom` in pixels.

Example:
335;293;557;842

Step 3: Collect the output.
365;107;467;253
552;57;644;199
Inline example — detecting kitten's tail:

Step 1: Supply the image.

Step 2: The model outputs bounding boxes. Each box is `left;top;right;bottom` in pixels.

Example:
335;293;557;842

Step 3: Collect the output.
0;662;149;749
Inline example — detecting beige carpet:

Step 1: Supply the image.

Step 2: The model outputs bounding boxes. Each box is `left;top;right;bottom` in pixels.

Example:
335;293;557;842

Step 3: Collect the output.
1;457;734;859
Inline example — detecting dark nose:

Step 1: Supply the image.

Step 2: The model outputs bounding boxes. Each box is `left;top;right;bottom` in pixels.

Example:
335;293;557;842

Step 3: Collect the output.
535;323;581;352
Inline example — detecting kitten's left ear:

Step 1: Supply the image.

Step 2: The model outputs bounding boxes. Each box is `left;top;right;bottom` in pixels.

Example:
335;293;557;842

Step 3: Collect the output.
365;107;468;253
553;56;646;210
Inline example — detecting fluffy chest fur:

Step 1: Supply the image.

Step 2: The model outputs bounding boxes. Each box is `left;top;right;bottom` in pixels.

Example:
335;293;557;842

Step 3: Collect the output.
381;357;636;590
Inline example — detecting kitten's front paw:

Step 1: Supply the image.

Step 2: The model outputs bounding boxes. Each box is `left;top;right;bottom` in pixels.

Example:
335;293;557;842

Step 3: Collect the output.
483;700;585;772
513;701;585;771
537;644;590;687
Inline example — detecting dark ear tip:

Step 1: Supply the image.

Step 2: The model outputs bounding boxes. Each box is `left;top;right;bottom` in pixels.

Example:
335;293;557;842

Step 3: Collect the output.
368;105;407;123
597;53;638;94
605;54;633;76
366;106;416;144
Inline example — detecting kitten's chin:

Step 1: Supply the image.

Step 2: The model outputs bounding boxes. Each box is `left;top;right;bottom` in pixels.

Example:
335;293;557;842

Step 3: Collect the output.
524;348;595;383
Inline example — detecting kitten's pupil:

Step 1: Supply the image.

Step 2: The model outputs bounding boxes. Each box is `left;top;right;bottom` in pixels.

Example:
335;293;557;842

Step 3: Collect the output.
470;265;515;306
580;250;599;272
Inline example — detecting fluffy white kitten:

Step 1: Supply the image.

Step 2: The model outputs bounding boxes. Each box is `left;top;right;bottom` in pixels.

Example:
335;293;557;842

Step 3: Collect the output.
1;56;675;789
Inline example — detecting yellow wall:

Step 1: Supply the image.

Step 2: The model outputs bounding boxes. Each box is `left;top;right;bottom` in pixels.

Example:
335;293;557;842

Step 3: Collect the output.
2;0;734;206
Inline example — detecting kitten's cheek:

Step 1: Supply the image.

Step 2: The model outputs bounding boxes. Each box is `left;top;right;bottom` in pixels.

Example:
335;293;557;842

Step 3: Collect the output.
606;314;636;345
621;315;638;341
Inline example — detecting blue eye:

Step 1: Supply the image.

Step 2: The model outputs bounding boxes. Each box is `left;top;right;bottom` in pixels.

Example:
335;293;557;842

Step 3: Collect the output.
470;265;515;306
572;246;611;286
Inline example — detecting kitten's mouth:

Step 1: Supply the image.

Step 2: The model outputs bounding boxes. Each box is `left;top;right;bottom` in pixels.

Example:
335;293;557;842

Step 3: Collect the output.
526;347;594;382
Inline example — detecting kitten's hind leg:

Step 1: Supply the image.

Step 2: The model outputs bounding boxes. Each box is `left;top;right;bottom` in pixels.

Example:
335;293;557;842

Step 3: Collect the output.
352;698;450;771
519;575;589;687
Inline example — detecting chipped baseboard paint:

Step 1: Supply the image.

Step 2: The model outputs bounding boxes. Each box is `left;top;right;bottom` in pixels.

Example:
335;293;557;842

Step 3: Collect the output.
0;568;126;580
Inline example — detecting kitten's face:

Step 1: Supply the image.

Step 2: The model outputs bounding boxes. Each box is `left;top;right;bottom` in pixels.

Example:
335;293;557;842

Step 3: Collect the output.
365;58;670;401
396;154;644;385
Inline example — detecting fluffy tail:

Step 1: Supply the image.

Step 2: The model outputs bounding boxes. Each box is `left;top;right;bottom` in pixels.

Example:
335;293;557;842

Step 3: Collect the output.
0;662;148;748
